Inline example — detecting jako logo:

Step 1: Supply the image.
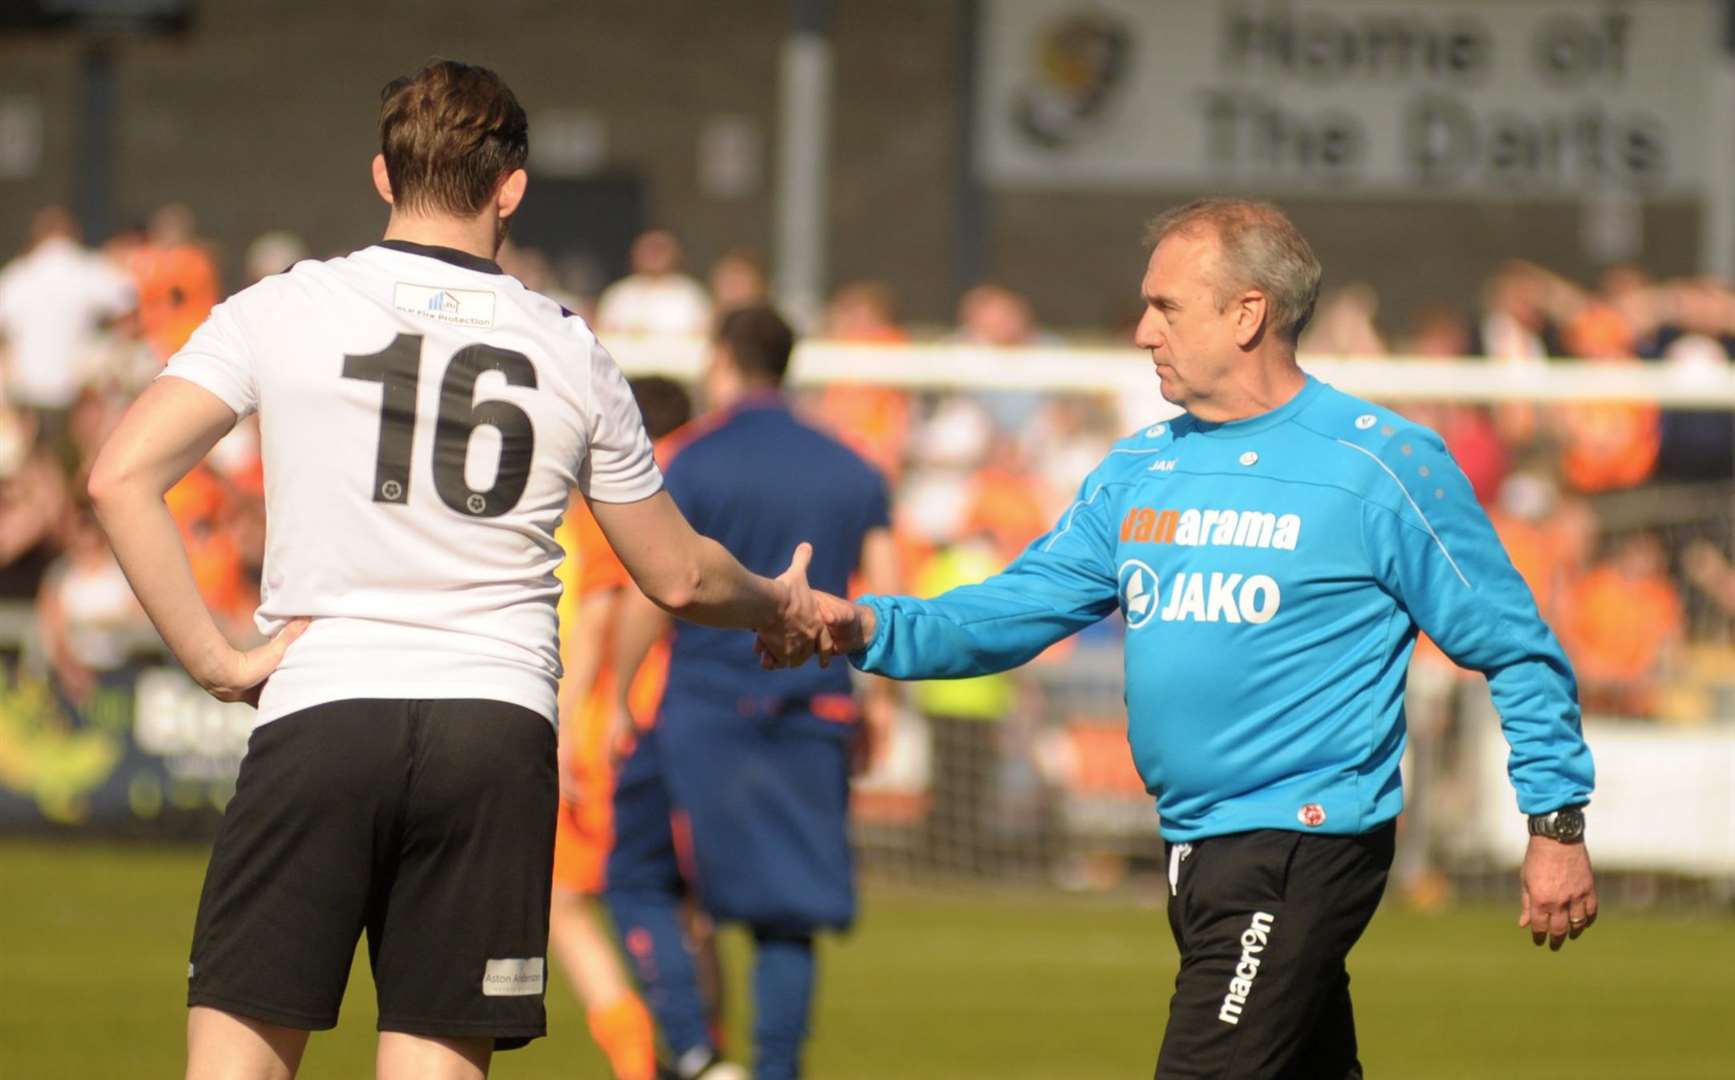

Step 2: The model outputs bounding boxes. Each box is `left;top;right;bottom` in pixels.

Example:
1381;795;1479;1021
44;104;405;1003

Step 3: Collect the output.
1119;560;1160;629
1218;911;1275;1025
1119;564;1283;627
1121;507;1301;550
428;290;461;314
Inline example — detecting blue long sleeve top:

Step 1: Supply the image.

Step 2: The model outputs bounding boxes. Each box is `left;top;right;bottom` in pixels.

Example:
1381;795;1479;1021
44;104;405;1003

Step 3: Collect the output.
852;377;1594;841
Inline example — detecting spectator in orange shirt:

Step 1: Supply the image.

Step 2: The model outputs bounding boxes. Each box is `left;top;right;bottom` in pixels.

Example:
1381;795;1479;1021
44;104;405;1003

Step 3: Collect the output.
549;376;707;1080
1564;532;1683;717
963;444;1056;565
162;463;253;637
1555;304;1660;494
1486;473;1580;628
125;204;220;361
810;280;912;484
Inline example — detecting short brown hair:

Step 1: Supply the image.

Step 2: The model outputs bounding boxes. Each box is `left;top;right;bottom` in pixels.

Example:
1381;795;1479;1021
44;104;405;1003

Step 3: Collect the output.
1146;199;1322;344
378;60;528;218
629;376;693;441
716;305;796;385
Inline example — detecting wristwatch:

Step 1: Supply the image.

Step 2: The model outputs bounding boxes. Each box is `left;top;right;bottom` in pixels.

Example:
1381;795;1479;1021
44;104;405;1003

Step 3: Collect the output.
1527;806;1586;843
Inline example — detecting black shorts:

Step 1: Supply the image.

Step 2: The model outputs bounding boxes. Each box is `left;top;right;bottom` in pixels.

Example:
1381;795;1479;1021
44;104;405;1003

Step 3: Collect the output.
188;698;557;1050
1156;824;1395;1079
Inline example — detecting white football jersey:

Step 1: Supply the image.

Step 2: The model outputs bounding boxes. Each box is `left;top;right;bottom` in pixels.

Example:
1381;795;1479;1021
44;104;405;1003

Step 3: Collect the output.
162;240;661;726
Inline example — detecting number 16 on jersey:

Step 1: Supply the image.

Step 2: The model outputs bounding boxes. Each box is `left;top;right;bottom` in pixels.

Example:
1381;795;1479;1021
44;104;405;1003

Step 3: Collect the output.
342;332;538;518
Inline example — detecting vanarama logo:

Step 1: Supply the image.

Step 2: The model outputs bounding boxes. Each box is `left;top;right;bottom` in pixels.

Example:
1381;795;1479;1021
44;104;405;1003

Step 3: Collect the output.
1121;507;1301;550
1218;911;1275;1026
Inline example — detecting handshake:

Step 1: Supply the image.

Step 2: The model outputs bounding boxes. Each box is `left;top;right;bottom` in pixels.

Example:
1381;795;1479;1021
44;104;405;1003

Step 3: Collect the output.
753;542;876;670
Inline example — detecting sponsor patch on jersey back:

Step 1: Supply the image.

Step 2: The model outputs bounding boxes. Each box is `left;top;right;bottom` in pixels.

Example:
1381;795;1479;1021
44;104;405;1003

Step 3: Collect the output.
394;282;497;328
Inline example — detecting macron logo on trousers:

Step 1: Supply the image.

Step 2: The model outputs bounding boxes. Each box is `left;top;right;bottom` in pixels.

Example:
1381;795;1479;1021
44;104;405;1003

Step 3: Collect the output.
1218;911;1276;1025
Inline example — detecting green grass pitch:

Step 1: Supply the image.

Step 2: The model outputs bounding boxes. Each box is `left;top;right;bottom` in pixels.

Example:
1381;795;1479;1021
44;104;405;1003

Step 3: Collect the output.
2;840;1731;1078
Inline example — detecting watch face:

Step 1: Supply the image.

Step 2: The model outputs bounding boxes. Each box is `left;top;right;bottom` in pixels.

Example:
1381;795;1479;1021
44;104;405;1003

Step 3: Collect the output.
1553;810;1585;841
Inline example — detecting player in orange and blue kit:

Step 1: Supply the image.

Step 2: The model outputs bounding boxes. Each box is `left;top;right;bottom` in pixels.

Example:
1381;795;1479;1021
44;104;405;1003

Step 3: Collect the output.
606;308;896;1080
549;377;692;1080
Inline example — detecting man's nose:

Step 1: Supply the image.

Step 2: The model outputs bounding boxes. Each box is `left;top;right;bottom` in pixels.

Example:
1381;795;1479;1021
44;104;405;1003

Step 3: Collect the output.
1134;311;1164;350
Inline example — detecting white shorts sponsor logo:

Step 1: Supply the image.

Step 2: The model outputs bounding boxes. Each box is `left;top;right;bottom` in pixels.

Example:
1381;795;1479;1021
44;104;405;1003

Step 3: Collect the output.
394;282;497;328
1218;911;1276;1025
482;957;545;997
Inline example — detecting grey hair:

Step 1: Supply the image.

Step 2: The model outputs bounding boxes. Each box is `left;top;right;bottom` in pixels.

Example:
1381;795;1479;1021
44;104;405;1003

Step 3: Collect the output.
1145;198;1322;345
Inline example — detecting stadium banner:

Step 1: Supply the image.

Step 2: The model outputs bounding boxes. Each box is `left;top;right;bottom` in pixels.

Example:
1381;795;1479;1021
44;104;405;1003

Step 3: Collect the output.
977;0;1716;198
0;658;249;834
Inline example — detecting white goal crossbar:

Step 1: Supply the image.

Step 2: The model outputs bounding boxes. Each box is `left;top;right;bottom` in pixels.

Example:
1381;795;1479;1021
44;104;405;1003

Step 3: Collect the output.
608;337;1735;408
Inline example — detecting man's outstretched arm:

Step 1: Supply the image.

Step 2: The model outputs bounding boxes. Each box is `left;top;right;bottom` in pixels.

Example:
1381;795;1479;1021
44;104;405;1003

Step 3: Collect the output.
587;490;825;664
805;475;1123;680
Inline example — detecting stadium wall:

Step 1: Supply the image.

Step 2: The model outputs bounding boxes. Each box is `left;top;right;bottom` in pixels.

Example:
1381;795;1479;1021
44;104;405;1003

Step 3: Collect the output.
0;0;1710;329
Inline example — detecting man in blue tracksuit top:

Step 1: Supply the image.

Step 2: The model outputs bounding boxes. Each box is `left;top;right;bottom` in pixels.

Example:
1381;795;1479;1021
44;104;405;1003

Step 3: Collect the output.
605;304;893;1080
805;200;1598;1079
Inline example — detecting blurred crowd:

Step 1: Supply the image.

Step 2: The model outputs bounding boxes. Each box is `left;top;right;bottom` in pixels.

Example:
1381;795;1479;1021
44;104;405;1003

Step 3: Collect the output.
5;206;1735;722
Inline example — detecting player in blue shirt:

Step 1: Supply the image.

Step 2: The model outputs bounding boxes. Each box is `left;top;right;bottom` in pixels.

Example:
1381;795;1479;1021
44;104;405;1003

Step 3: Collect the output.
805;200;1598;1078
606;305;895;1080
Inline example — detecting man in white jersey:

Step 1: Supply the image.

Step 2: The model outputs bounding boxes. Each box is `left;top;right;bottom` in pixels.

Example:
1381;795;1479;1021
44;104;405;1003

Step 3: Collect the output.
87;61;826;1080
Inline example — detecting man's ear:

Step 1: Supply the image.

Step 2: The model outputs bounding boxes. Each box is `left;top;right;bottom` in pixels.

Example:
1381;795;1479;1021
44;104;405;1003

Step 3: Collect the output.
705;341;735;381
497;168;529;220
371;154;395;206
1235;291;1268;349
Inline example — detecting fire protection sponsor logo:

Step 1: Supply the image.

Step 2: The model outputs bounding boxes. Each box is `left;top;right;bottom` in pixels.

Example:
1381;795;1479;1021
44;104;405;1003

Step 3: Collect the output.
394;282;497;328
1218;911;1276;1025
1120;507;1301;550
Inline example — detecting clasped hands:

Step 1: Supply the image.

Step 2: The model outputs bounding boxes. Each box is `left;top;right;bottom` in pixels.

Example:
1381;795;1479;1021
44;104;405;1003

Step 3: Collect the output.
753;542;874;670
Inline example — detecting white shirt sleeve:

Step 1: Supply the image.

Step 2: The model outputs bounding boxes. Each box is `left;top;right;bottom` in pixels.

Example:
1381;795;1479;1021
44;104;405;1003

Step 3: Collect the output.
159;295;258;418
578;339;662;503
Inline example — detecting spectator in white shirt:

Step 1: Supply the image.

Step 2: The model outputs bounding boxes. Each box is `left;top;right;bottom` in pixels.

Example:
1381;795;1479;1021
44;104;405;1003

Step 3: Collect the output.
595;228;711;337
0;207;136;434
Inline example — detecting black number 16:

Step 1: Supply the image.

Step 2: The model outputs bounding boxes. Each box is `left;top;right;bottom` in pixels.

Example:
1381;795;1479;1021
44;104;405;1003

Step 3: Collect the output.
341;333;537;518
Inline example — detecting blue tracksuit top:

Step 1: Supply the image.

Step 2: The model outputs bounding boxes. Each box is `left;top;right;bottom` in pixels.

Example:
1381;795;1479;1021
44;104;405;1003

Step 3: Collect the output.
852;376;1594;842
664;394;890;706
